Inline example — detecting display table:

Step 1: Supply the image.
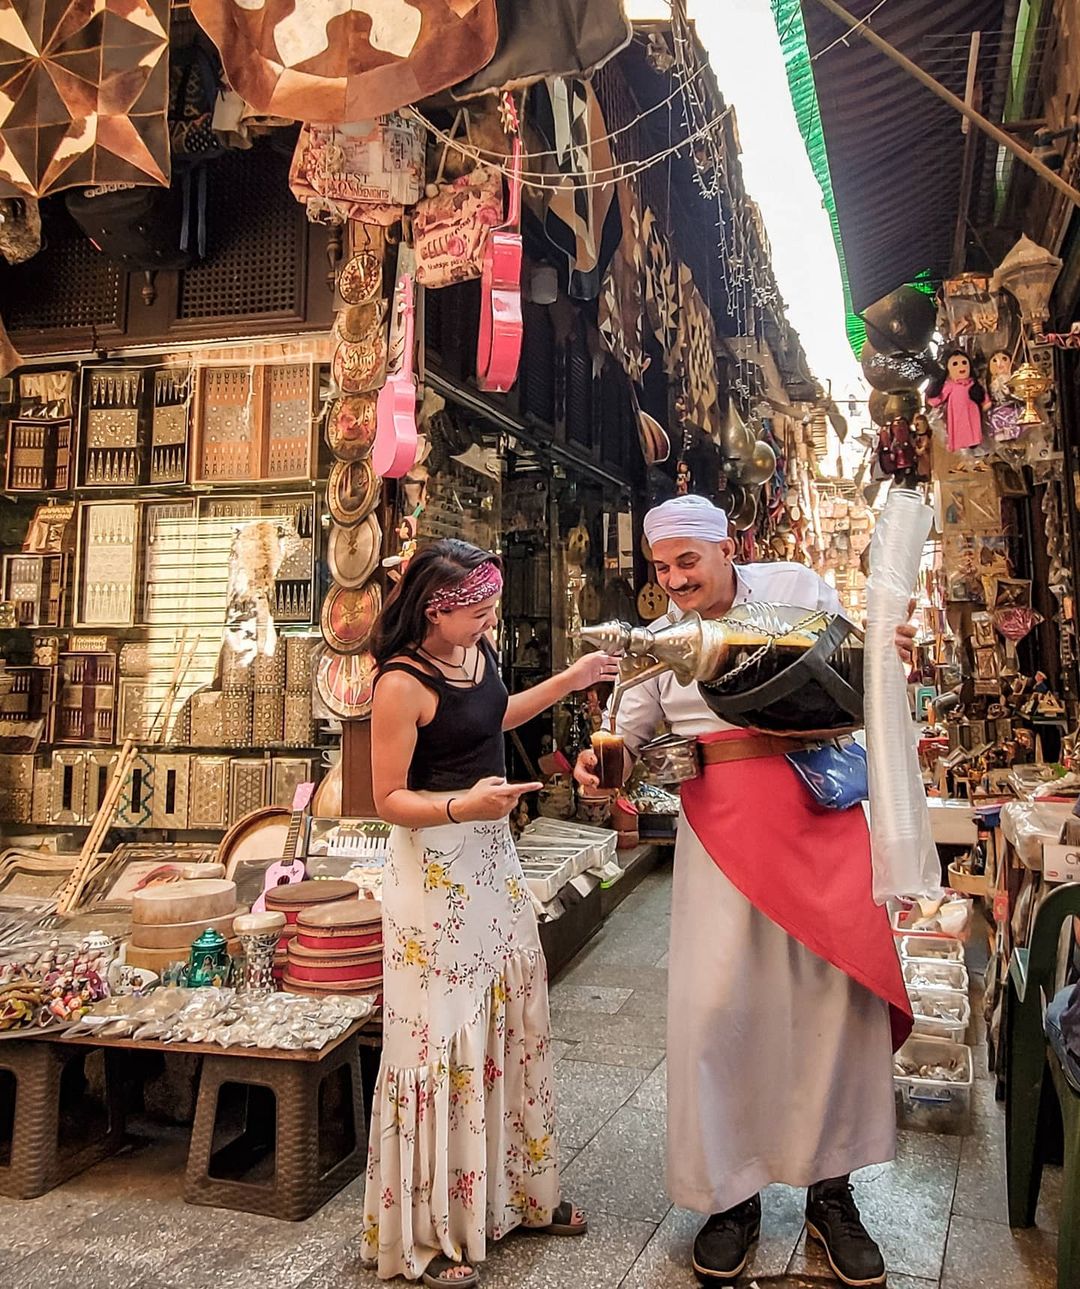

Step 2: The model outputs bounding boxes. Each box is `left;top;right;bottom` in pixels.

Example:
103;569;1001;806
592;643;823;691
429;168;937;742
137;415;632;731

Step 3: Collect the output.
1;1020;370;1219
927;798;978;847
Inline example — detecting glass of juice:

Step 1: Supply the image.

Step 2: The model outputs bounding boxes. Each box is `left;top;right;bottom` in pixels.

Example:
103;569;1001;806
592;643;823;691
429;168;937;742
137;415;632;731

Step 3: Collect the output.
591;731;626;790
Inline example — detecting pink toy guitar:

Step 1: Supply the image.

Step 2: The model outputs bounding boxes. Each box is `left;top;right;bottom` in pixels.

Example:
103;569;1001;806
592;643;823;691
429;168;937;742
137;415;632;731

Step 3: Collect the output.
253;782;313;913
373;273;419;479
477;94;523;394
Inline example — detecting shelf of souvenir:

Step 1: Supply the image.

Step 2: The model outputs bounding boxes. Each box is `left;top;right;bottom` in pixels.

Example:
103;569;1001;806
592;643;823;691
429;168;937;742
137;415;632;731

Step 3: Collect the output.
5;417;75;490
77;366;147;487
74;501;139;628
49;748;89;825
229;758;268;826
55;651;116;744
189;755;231;829
139;499;197;624
193;362;315;484
150;367;192;485
151;753;192;830
197;492;317;625
270;757;314;809
0;665;54;743
0;752;35;824
117;677;150;742
2;553;67;627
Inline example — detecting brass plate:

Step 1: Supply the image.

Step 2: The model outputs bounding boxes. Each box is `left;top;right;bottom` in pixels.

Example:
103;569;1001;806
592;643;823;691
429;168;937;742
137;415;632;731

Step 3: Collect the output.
326;394;377;462
327;515;382;590
327;458;381;526
333;301;385;346
316;650;377;719
320;583;382;654
331;333;385;395
338;251;383;304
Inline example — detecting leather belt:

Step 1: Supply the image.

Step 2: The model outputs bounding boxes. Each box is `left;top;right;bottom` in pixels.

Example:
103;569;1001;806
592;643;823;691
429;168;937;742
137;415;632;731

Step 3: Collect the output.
698;734;815;765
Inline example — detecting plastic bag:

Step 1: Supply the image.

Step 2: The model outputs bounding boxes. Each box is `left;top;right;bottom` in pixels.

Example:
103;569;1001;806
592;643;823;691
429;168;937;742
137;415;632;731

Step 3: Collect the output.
865;487;941;903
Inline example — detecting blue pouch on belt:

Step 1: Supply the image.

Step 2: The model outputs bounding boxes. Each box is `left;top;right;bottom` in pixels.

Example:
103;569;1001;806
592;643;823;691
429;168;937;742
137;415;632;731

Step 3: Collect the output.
785;741;868;811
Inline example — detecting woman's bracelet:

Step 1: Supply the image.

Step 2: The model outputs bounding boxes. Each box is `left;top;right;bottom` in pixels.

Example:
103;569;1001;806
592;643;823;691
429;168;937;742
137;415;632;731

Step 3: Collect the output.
446;798;459;824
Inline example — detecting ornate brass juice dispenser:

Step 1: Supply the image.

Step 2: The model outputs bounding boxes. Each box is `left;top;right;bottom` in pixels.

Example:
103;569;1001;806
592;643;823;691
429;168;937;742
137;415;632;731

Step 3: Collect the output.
577;603;865;737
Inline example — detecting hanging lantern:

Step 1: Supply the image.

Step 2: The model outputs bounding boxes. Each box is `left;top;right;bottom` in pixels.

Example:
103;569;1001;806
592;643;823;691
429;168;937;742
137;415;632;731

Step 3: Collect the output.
1006;363;1054;425
861;286;936;354
718;397;756;462
740;439;777;486
991;235;1062;331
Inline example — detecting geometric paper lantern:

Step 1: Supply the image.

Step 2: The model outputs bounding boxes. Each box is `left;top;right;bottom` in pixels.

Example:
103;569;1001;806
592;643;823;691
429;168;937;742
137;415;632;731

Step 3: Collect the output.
0;1;170;199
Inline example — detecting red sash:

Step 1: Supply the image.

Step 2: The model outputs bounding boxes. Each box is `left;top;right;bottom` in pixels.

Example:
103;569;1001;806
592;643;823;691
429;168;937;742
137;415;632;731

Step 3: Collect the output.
680;730;912;1051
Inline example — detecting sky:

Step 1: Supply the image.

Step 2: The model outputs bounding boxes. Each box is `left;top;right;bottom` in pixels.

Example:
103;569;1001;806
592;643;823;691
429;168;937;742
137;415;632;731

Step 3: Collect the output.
627;0;869;423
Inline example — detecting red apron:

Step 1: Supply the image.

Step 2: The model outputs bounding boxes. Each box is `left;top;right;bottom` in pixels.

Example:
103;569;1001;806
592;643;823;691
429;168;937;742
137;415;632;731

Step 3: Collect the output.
680;729;913;1051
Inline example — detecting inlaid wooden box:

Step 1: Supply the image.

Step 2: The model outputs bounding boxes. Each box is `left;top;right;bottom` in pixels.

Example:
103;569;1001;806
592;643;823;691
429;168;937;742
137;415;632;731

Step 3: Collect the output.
75;501;140;628
193;362;315;484
2;554;67;627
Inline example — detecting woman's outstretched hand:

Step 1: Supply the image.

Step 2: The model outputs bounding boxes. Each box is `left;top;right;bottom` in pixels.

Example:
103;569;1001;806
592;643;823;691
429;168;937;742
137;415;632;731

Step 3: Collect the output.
566;651;621;691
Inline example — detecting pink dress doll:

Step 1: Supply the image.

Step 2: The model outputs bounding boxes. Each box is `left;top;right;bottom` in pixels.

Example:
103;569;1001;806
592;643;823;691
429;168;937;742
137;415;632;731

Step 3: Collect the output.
925;349;985;453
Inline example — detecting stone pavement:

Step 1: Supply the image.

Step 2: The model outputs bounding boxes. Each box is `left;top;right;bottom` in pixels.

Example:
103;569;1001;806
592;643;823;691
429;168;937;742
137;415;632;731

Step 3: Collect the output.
3;866;1063;1288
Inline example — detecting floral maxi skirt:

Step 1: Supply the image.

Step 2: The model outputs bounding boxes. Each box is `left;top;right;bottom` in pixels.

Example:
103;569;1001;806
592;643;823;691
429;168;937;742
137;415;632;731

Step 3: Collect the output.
362;819;562;1280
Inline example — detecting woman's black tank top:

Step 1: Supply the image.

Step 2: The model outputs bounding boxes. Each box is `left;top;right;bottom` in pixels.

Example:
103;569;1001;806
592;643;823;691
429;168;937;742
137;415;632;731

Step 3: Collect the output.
377;637;508;792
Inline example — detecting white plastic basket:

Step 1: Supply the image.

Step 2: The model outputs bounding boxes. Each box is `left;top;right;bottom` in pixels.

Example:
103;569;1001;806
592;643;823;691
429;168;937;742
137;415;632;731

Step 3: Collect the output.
903;959;970;993
894;1034;973;1134
900;934;965;963
907;986;971;1042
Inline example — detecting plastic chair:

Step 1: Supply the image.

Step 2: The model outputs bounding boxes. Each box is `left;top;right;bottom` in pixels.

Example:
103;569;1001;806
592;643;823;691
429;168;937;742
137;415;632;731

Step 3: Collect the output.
1004;882;1080;1289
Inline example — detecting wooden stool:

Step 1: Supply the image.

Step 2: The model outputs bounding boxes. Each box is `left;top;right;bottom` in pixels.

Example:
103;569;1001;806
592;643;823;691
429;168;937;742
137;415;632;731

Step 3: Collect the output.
184;1029;366;1220
0;1038;127;1198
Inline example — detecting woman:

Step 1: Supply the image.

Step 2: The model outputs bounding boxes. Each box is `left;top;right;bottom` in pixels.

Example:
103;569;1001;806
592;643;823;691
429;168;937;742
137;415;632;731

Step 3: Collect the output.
361;539;619;1287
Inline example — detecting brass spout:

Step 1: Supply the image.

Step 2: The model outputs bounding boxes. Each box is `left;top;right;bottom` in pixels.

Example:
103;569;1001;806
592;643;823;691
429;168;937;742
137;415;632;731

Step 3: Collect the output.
609;659;672;728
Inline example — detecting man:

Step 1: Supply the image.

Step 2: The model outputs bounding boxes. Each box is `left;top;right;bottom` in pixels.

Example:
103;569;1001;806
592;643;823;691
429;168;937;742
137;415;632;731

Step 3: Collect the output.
576;495;915;1288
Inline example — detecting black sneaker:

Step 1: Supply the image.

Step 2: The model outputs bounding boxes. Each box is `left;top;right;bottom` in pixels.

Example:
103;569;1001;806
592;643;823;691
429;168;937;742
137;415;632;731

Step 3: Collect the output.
691;1193;761;1282
805;1177;886;1286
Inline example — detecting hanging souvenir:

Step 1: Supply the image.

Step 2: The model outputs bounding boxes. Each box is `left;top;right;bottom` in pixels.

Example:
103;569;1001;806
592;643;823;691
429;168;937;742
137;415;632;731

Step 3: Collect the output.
0;1;170;198
414;111;503;289
191;0;497;124
288;117;425;226
678;269;720;437
320;584;382;655
599;185;649;385
637;581;667;622
316;651;377;719
476;95;524;394
326;394;378;462
985;350;1023;442
642;207;680;372
925;350;985;453
338;251;384;305
372;274;419;477
452;0;632;100
527;79;621;301
942;274;999;337
0;198;41;264
328;458;381;527
327;516;383;590
332;326;387;395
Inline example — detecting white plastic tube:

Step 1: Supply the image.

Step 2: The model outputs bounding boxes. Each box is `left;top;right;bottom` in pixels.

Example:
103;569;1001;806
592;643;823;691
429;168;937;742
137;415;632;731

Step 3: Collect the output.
865;487;941;904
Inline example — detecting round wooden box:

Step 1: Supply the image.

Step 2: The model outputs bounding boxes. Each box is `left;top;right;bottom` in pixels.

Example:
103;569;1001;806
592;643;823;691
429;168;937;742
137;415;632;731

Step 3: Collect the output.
131;879;236;926
286;940;382;984
265;879;360;914
295;898;382;950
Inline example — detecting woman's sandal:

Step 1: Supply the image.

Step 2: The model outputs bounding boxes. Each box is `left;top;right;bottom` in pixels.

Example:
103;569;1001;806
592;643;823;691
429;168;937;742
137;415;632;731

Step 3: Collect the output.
421;1255;479;1288
542;1200;589;1236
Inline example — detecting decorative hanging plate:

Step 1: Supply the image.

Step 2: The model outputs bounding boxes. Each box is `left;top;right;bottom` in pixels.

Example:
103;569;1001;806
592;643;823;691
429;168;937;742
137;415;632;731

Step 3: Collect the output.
328;458;381;526
567;518;590;564
316;650;378;718
333;301;385;346
637;582;667;621
339;251;383;304
321;583;382;654
327;515;383;589
332;331;386;394
326;394;378;461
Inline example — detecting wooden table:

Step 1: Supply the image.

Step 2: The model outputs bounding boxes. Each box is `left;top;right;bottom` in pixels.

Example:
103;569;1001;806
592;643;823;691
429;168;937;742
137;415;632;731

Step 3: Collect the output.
1;1020;371;1219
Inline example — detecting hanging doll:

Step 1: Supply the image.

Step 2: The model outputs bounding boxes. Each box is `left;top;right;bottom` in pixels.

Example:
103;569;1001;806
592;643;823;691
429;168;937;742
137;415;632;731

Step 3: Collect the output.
875;416;918;487
985;349;1023;443
925;349;985;454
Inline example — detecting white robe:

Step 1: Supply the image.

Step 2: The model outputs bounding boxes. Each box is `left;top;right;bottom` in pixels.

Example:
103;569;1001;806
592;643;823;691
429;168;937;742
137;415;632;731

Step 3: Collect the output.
611;563;896;1213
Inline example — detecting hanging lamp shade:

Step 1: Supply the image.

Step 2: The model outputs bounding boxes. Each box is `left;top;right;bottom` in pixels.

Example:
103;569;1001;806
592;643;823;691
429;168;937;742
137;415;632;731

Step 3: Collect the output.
991;235;1063;330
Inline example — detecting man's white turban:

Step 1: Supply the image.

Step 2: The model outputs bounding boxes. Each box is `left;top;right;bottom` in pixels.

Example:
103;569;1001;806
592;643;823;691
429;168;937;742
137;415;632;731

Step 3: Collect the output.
643;494;730;546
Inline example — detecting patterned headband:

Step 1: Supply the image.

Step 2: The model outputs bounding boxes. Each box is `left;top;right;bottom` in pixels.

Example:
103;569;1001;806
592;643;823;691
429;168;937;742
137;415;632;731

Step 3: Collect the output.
427;561;503;613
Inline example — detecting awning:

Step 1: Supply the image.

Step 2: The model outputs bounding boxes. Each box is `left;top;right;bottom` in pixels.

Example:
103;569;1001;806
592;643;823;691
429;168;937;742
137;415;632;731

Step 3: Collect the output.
773;0;1011;349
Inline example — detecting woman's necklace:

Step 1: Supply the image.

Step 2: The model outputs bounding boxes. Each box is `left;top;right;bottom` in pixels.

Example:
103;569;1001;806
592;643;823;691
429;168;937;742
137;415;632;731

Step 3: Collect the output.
418;644;472;677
